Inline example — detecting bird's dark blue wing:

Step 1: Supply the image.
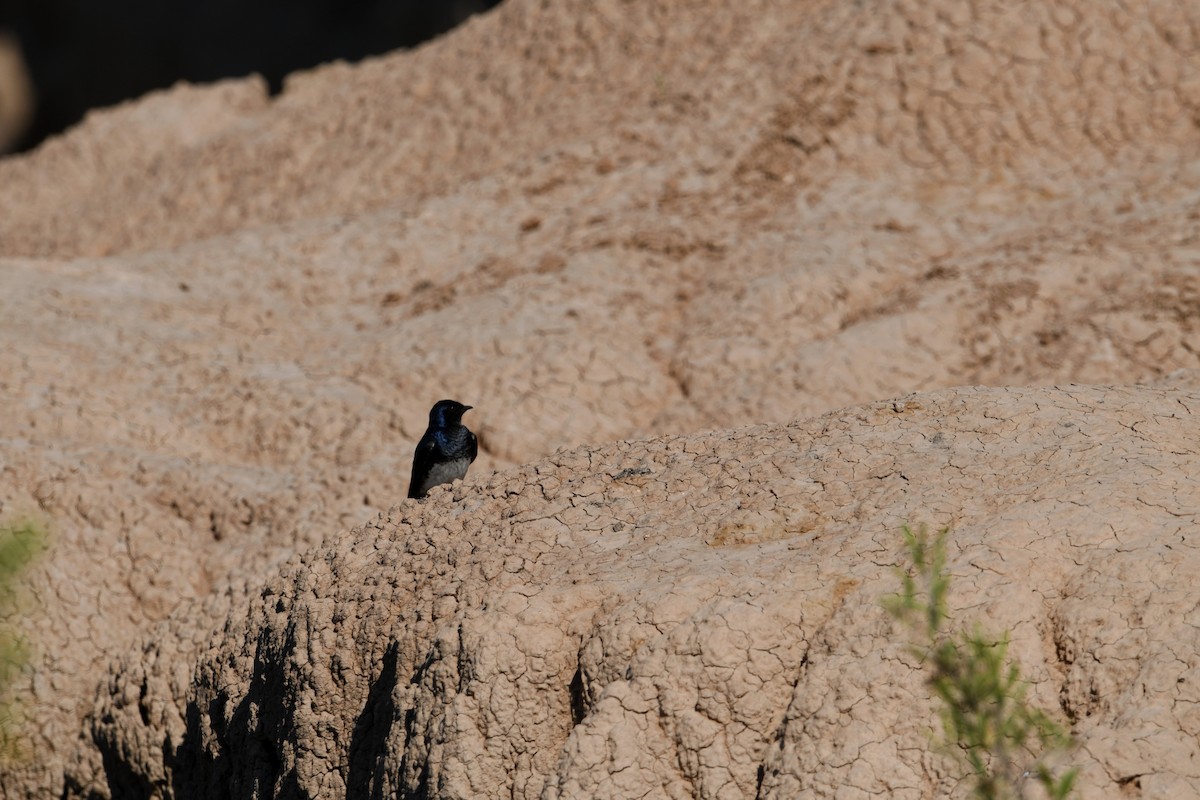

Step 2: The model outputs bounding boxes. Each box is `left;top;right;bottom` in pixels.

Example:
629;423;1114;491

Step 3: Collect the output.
408;435;439;498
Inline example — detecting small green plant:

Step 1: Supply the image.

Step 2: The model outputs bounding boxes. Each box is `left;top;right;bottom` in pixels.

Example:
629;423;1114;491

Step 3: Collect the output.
884;525;1077;800
0;516;46;760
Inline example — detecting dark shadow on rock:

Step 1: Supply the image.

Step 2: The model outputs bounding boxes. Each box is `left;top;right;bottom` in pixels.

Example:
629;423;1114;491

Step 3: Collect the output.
169;697;230;800
345;640;401;799
171;623;303;800
96;726;157;800
568;663;586;726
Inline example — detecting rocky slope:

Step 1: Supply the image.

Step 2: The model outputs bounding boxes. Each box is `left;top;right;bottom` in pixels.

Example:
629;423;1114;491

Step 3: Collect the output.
2;0;1200;797
94;385;1200;798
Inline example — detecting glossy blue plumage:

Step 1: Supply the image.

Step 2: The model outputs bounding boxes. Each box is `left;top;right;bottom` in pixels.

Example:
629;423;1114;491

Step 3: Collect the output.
408;399;478;498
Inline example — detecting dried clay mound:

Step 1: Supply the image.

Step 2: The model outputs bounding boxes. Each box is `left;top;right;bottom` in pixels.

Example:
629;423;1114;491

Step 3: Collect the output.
3;0;1200;798
87;385;1200;798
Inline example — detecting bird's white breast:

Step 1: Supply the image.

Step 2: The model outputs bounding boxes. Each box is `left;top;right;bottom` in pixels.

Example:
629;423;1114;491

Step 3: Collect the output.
418;457;472;495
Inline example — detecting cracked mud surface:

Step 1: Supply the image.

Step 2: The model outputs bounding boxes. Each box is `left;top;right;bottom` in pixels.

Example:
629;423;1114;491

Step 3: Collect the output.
3;0;1200;797
94;386;1200;798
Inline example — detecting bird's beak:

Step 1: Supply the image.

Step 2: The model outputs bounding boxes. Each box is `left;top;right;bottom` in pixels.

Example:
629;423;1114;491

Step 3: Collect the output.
463;405;473;411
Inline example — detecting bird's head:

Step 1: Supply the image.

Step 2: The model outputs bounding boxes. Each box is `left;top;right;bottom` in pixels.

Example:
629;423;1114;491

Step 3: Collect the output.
429;399;472;427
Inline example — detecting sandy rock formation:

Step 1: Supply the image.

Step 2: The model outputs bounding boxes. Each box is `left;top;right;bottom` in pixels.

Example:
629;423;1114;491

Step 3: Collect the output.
93;385;1200;798
1;0;1200;797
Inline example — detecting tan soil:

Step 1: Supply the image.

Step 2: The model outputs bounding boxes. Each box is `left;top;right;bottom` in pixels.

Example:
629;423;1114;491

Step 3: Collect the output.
2;1;1199;797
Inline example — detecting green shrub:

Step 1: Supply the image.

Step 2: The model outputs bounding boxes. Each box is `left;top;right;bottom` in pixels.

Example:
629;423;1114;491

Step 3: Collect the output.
885;525;1077;800
0;517;46;760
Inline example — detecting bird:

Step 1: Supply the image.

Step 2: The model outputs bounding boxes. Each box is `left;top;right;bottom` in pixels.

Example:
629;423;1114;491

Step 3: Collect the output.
408;399;478;499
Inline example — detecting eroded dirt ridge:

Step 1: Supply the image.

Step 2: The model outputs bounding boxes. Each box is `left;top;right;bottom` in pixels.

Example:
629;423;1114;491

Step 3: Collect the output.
90;386;1200;797
2;0;1200;796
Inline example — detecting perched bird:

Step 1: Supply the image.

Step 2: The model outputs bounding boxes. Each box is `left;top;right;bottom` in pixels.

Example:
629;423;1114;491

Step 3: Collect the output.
408;399;478;499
